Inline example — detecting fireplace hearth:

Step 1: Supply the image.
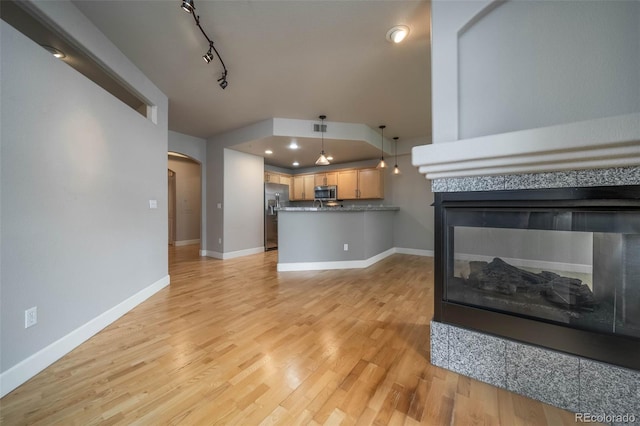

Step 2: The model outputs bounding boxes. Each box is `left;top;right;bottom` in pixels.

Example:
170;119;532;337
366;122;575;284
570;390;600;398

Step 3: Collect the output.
434;185;640;370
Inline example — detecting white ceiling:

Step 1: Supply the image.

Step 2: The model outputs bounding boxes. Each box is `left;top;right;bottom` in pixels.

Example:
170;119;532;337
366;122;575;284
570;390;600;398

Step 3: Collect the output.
70;0;432;168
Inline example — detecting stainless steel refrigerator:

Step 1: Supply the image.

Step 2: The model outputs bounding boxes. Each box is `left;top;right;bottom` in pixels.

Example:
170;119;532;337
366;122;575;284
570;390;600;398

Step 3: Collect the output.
264;183;289;250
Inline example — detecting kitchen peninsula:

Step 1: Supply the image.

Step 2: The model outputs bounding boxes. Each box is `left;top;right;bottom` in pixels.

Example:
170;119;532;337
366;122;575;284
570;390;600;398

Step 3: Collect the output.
276;206;399;271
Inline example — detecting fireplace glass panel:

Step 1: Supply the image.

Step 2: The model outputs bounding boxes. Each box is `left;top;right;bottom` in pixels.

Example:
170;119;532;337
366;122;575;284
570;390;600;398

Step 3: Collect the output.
446;210;640;339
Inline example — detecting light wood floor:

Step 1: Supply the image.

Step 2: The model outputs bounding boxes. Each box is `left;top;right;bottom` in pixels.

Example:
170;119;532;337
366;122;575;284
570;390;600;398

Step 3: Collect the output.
1;246;584;425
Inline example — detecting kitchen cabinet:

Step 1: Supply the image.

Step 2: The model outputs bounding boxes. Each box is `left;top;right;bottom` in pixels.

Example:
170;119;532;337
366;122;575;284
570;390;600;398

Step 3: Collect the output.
314;172;338;187
358;168;384;199
337;170;358;200
337;168;383;200
265;171;292;189
264;171;278;183
292;174;315;200
279;175;291;187
265;172;293;195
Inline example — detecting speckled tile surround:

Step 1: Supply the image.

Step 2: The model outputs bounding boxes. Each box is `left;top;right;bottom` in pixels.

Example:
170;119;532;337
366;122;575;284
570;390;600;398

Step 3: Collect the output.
430;321;640;418
431;166;640;192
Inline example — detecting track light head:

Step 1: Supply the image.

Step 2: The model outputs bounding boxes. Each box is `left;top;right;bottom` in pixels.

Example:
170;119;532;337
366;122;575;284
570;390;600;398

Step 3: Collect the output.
181;0;195;14
203;48;214;63
218;72;228;89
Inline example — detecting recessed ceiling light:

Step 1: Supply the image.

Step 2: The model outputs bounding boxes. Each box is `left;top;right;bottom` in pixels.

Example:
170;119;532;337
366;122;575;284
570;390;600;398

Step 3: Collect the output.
41;45;66;59
292;161;299;167
289;141;299;150
265;149;273;155
386;25;410;43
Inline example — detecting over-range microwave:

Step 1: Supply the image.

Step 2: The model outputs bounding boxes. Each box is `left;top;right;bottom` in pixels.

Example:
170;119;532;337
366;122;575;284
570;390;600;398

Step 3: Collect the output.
314;185;337;201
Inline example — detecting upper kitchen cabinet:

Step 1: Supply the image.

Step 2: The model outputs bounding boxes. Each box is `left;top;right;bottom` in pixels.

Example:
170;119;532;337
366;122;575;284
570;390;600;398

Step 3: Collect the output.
315;172;338;187
264;171;291;184
337;170;358;200
357;168;383;199
292;174;315;200
337;168;383;200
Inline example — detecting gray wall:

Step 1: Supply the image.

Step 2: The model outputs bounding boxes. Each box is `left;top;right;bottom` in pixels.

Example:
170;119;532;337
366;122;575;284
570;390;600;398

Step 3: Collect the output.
390;138;434;252
168;157;202;243
431;0;640;144
1;9;168;374
206;120;273;256
458;0;640;139
206;143;225;253
278;211;394;263
223;149;264;253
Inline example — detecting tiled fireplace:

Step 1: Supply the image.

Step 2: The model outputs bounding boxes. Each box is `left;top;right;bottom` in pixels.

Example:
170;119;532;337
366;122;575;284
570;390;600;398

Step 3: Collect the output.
412;122;640;421
421;0;639;420
436;182;640;367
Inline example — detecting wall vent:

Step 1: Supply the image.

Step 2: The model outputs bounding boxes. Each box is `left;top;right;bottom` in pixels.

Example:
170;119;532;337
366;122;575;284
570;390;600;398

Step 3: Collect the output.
313;124;327;132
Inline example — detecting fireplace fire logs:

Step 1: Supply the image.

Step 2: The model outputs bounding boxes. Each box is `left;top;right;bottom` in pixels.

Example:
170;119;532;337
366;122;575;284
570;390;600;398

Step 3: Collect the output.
466;257;598;311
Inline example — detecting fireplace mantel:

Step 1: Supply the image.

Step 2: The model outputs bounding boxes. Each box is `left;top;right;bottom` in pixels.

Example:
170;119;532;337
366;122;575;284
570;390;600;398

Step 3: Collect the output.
412;113;640;180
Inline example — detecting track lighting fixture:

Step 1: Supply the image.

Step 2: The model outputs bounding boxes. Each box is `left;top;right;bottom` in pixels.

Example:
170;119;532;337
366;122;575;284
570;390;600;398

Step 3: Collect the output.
179;0;229;89
393;137;401;175
218;71;228;89
315;115;330;166
377;125;387;169
203;46;214;63
181;0;195;14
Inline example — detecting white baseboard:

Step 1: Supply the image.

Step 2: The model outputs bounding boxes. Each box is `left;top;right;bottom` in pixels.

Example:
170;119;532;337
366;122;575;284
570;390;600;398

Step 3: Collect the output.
199;249;208;257
395;248;434;257
203;246;264;260
0;275;170;398
277;248;397;271
174;239;200;247
454;253;593;274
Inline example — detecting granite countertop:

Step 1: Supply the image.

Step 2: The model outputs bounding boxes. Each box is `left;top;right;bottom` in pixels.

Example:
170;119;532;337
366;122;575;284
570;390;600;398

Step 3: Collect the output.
277;206;399;212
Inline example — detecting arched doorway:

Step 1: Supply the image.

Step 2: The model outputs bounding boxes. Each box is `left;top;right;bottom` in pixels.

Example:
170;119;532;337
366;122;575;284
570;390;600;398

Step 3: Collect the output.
167;152;202;248
168;169;176;245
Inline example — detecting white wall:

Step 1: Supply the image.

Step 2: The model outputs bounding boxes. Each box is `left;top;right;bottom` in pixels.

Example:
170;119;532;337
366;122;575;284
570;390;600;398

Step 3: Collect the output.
0;0;168;396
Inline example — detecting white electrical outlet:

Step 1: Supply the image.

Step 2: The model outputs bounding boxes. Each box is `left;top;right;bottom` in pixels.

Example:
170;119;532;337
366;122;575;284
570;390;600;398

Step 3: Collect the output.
218;238;222;244
344;243;349;251
25;307;37;328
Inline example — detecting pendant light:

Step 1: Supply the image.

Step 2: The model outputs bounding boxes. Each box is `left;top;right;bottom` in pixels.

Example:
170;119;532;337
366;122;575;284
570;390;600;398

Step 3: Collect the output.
393;137;401;175
315;115;330;166
377;125;387;169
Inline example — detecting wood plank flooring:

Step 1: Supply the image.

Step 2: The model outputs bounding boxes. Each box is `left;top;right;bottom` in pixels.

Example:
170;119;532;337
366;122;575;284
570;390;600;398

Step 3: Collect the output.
1;246;584;425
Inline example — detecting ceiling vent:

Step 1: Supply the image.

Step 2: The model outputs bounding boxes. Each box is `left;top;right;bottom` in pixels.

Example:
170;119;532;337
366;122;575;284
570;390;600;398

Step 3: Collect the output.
313;124;327;132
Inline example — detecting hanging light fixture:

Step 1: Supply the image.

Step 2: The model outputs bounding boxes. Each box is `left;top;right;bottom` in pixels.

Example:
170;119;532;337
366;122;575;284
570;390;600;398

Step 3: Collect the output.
315;115;330;166
377;125;387;169
393;137;401;175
